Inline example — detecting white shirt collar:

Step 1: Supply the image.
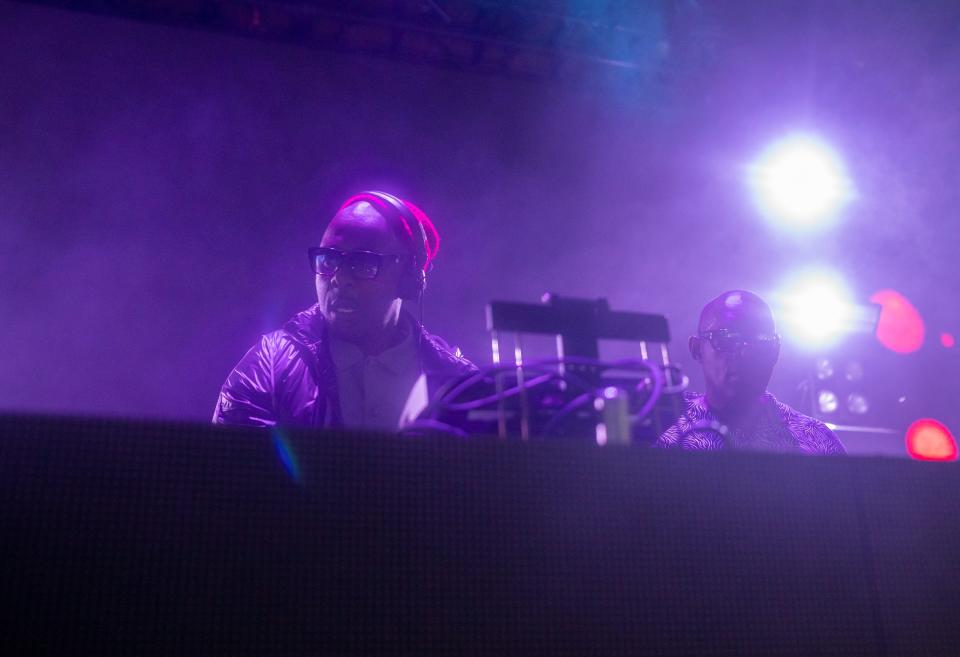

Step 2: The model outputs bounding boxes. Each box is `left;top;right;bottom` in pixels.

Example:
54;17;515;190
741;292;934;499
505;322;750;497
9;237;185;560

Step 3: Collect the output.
328;320;418;374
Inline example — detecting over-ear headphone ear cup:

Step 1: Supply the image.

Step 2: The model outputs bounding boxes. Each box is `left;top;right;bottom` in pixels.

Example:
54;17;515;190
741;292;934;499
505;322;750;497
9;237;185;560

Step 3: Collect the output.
357;191;430;301
398;267;426;300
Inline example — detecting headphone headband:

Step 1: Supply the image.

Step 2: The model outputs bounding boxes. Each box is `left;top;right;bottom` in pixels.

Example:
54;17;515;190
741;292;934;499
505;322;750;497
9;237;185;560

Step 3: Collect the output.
357;190;430;272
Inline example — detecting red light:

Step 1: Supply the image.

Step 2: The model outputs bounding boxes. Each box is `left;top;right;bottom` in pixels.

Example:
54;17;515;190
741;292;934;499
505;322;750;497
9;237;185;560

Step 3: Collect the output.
870;289;925;354
905;419;958;461
941;332;956;349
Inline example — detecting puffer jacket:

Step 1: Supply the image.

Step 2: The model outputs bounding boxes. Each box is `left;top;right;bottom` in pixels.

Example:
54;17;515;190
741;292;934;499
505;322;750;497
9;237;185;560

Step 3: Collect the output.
213;304;477;428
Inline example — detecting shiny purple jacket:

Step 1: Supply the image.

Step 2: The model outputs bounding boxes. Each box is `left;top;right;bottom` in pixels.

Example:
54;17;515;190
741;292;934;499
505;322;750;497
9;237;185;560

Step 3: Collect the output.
213;304;477;428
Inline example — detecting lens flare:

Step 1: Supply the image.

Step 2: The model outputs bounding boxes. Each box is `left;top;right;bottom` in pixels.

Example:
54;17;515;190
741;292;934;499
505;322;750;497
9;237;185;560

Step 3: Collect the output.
271;428;303;484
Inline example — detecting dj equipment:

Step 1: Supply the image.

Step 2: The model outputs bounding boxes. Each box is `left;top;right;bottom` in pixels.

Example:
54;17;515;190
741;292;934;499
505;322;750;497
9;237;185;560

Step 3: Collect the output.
411;295;686;442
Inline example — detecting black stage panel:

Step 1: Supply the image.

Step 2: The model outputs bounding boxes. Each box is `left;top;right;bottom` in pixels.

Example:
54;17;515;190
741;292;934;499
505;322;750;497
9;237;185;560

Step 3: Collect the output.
1;414;958;655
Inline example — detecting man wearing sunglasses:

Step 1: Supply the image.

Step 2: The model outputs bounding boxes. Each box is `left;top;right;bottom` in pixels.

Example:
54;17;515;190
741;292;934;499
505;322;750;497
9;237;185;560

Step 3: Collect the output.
657;290;845;454
213;191;475;430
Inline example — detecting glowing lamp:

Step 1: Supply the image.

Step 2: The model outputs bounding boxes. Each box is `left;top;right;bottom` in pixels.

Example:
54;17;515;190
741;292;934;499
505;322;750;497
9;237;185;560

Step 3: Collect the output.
905;419;957;461
870;289;925;354
747;133;855;231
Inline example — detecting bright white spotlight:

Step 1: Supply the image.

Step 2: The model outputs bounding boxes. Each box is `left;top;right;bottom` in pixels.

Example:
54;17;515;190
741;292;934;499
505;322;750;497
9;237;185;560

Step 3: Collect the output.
748;133;855;230
817;390;839;414
772;269;859;350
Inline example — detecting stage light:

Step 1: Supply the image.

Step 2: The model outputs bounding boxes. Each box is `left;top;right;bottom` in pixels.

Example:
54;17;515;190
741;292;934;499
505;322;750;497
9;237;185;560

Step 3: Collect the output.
809;355;875;424
847;393;869;415
905;419;958;461
815;357;834;380
747;133;855;230
773;269;859;350
843;361;864;382
817;390;838;414
941;332;955;349
870;289;925;354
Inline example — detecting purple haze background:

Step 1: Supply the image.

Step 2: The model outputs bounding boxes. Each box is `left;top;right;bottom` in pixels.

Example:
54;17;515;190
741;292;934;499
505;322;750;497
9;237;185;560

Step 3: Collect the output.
1;1;958;431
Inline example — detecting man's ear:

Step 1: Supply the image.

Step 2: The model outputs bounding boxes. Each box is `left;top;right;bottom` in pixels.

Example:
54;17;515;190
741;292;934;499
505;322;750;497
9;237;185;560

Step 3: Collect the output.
689;335;702;362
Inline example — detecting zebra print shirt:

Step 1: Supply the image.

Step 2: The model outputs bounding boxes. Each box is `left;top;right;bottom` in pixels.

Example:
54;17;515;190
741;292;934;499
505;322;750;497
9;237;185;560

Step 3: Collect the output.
656;391;846;455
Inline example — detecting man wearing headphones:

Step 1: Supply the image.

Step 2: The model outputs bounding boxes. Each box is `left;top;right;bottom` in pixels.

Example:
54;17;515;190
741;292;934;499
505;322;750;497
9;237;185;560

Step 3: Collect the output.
213;191;476;430
657;290;845;454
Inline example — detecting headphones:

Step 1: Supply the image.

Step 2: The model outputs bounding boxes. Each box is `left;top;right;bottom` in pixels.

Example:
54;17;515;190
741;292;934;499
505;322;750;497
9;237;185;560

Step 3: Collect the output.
359;190;429;301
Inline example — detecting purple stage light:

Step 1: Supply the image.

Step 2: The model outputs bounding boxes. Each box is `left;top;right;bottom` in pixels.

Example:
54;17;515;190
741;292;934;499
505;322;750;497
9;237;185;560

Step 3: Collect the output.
747;133;855;231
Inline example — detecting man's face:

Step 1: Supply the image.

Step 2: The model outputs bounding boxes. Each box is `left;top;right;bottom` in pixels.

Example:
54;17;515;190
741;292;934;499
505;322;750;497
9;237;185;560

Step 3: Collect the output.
315;202;408;341
692;292;780;409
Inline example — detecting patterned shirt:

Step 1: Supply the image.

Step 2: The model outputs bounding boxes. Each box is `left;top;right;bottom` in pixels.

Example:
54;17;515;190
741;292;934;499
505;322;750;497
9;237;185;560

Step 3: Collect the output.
656;391;846;455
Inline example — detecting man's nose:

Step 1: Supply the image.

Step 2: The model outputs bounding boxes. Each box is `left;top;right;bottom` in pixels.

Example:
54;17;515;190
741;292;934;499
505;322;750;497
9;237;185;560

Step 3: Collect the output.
737;345;770;364
332;263;365;287
725;343;748;360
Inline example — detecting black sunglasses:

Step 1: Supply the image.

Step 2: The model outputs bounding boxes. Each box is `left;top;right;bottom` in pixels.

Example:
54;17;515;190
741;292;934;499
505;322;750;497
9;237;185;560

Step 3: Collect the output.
307;247;406;280
700;329;780;353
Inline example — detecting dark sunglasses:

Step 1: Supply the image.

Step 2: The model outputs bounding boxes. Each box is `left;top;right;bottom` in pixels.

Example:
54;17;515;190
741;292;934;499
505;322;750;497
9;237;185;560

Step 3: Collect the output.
308;247;407;280
700;329;780;353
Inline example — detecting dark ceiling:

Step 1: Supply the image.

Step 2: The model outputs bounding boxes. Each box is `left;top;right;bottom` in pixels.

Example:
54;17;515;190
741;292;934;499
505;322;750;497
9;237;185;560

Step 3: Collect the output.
13;0;684;79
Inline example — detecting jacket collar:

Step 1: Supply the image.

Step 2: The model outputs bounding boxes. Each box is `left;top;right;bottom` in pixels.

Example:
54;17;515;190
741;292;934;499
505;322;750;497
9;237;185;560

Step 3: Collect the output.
281;304;326;354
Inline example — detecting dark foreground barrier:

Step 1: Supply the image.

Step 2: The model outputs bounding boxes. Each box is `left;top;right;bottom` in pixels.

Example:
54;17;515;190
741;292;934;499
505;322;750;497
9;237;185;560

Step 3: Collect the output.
1;413;958;656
